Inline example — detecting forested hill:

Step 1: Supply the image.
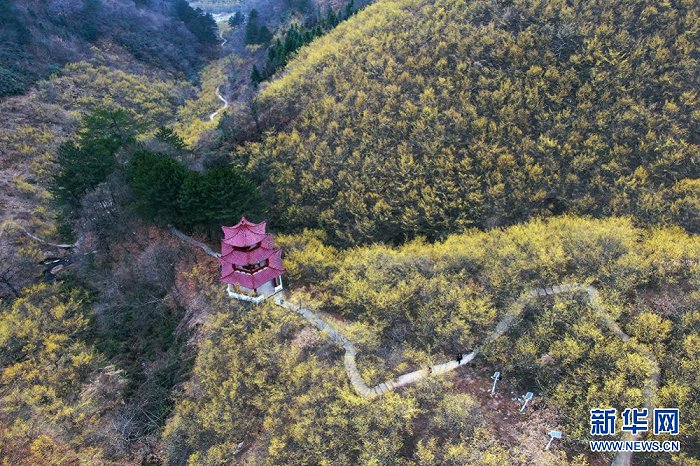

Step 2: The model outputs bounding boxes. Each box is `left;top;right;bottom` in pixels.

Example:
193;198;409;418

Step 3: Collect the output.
237;0;699;246
0;0;697;464
0;0;219;97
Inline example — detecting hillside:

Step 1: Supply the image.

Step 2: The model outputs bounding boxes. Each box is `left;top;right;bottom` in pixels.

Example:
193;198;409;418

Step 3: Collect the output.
0;3;221;460
163;216;700;465
0;0;698;465
0;0;218;98
235;0;699;245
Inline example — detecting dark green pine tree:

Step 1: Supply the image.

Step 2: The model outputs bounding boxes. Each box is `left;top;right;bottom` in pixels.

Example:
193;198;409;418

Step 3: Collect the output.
343;0;355;19
173;0;218;44
51;142;113;208
267;41;278;63
155;126;186;150
80;0;102;42
245;9;273;45
245;9;261;44
257;25;273;44
78;108;139;151
265;47;278;76
176;167;263;235
325;8;338;27
126;151;187;224
303;29;313;43
228;11;244;27
251;64;262;86
284;24;300;53
51;109;139;208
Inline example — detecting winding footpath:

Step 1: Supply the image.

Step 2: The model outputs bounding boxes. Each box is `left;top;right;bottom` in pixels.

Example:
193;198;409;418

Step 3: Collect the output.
5;220;81;249
208;85;229;122
208;30;230;122
273;294;476;397
5;220;83;249
169;226;220;258
169;228;657;465
274;284;656;399
274;284;658;466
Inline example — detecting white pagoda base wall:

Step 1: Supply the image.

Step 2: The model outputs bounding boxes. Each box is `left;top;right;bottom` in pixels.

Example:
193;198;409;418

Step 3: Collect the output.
226;278;283;303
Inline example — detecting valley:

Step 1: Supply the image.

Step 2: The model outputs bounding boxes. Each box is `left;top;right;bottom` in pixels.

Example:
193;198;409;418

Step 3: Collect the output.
0;0;697;465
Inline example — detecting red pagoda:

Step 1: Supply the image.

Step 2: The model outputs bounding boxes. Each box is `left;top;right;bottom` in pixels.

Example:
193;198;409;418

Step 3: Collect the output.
219;217;284;302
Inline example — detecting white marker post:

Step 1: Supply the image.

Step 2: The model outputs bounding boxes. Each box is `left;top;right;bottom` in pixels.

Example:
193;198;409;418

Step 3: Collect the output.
490;371;501;395
545;430;562;450
520;392;533;412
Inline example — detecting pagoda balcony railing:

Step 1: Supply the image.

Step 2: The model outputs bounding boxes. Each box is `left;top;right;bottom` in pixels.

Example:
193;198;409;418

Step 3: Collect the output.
229;284;259;297
231;242;260;252
234;265;266;274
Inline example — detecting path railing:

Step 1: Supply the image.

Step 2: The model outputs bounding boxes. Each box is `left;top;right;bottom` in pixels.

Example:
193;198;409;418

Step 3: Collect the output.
275;284;658;466
167;226;656;466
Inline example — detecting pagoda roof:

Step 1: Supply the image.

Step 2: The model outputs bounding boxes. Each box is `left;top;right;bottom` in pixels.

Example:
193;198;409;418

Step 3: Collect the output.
221;217;268;247
221;244;277;266
220;261;285;289
221;235;274;257
267;248;283;269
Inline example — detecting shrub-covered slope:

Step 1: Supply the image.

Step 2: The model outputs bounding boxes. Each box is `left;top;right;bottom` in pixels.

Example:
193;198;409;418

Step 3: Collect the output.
0;0;217;97
163;216;700;465
238;0;699;245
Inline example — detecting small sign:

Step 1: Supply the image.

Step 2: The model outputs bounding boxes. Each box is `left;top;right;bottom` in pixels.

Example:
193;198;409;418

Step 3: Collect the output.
545;430;562;450
520;392;534;412
490;371;501;395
